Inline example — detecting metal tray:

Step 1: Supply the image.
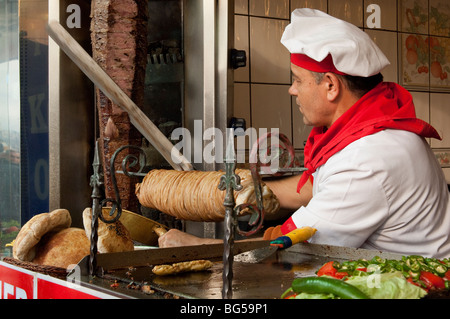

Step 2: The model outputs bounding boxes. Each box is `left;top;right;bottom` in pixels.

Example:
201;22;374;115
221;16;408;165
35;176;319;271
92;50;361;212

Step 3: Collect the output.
94;242;404;299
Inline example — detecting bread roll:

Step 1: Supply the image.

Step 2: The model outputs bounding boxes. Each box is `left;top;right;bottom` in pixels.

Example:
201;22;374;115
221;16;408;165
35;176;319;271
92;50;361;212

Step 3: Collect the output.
83;207;134;253
32;228;90;269
135;169;280;222
13;209;72;262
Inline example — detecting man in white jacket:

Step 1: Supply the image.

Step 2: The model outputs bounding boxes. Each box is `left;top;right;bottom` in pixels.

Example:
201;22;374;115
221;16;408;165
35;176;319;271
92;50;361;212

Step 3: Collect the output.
159;9;450;258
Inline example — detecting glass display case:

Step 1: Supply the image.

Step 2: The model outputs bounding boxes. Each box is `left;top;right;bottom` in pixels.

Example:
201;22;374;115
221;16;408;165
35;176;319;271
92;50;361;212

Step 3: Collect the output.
0;0;237;256
0;0;21;256
0;0;49;256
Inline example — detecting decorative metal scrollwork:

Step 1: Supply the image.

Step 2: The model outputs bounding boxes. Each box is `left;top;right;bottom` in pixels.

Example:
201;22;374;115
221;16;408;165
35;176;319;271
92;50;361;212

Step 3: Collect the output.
88;143;146;276
100;145;147;224
233;131;297;236
252;131;296;176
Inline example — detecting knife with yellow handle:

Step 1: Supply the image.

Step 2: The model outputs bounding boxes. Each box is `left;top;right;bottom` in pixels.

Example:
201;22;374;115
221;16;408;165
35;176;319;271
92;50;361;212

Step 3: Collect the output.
270;226;317;249
233;226;317;263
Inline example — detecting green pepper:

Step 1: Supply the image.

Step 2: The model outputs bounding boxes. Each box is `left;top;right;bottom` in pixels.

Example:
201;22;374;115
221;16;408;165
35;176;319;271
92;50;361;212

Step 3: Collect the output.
339;265;351;271
409;271;420;280
366;264;381;273
371;256;385;264
419;264;432;273
408;261;421;272
406;255;425;262
352;269;369;277
433;264;447;277
443;259;450;267
312;255;450;294
392;261;407;272
289;277;370;299
332;261;342;269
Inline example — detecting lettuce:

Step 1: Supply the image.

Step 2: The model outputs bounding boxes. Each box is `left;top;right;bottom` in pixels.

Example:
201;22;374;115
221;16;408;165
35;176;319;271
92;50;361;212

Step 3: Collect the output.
288;272;427;299
290;292;335;299
345;272;427;299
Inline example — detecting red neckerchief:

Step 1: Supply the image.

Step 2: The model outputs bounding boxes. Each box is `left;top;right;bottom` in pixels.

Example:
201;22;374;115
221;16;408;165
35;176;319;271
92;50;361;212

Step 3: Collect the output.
297;82;441;193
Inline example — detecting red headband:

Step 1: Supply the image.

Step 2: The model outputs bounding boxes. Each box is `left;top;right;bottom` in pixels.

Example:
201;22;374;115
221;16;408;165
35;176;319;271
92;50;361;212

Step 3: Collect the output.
291;53;346;75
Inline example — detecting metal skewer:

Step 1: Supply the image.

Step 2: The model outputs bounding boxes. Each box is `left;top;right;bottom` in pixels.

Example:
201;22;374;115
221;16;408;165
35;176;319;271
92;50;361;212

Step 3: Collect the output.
89;140;103;276
218;130;242;299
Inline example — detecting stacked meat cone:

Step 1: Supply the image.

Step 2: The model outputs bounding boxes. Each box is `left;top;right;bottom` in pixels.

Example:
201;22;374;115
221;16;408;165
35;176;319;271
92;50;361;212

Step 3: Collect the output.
135;169;280;222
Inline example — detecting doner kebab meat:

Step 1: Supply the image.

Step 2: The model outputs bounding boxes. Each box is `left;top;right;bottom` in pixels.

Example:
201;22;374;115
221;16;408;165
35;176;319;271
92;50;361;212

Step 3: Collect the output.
135;169;280;222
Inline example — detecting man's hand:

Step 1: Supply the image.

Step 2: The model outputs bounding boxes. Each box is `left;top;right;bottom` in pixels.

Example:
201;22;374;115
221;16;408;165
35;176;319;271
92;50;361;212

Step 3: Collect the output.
158;229;221;248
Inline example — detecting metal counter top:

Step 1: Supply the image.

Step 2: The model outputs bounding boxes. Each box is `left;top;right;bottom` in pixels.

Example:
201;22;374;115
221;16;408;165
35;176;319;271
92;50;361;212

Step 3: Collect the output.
95;243;404;299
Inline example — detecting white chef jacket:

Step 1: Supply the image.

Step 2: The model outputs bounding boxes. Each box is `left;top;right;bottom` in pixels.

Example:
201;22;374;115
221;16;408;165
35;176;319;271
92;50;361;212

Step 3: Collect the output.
290;129;450;258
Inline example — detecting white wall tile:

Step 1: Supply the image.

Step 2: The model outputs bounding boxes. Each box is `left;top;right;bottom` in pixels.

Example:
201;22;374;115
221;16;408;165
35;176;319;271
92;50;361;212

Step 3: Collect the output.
234;15;250;82
430;93;450;148
233;0;450;156
399;0;428;34
442;168;450;184
410;91;431;144
250;17;290;84
250;0;289;19
290;0;328;12
365;29;398;83
410;91;430;123
329;0;364;27
251;84;292;141
235;0;249;15
233;83;251;127
430;37;450;89
399;33;430;88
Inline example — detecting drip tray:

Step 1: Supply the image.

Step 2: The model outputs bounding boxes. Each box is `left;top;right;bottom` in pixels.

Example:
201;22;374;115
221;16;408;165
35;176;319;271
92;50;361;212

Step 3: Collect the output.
99;242;391;299
103;255;334;299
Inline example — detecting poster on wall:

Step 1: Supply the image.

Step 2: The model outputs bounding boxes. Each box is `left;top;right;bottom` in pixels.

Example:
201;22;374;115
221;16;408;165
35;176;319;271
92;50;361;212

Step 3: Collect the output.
399;0;450;91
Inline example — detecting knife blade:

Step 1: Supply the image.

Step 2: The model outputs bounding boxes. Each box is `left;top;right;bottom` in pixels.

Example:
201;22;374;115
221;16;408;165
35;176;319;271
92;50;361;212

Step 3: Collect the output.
95;239;272;271
234;227;318;263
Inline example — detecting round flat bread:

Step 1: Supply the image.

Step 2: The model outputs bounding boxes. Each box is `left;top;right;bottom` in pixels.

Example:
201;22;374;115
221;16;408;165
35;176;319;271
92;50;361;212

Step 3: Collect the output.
32;228;90;269
83;207;134;253
13;209;72;262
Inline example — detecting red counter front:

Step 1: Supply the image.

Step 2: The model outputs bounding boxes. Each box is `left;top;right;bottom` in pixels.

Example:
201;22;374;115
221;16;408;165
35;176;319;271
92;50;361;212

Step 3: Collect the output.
0;260;117;299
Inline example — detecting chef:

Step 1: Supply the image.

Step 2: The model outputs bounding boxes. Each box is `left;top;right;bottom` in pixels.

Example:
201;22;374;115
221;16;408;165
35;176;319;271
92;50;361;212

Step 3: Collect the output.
159;8;450;258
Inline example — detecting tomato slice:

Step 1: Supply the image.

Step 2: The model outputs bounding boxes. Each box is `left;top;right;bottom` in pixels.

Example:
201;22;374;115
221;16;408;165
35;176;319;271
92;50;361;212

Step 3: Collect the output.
420;271;446;290
444;270;450;281
334;271;349;279
316;261;348;279
317;261;337;277
407;277;421;288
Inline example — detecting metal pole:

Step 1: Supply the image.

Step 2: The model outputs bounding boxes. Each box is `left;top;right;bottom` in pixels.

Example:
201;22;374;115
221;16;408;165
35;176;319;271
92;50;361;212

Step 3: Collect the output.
218;130;242;298
89;140;103;276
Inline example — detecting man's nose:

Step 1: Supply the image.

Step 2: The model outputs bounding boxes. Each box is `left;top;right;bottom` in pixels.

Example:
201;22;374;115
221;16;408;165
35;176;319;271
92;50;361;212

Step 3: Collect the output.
288;84;296;96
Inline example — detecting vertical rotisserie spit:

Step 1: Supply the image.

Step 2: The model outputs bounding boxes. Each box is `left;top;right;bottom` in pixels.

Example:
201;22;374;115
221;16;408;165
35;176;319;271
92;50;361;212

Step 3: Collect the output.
90;0;148;212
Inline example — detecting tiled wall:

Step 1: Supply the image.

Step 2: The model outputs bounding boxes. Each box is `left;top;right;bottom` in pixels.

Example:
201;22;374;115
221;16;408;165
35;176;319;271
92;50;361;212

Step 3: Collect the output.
233;0;450;181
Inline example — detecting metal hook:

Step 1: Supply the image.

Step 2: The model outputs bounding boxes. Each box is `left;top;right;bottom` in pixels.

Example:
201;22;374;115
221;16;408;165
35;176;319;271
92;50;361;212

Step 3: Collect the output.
101;145;147;223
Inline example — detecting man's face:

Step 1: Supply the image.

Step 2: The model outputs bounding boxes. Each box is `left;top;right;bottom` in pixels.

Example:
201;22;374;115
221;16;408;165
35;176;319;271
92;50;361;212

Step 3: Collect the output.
288;64;333;127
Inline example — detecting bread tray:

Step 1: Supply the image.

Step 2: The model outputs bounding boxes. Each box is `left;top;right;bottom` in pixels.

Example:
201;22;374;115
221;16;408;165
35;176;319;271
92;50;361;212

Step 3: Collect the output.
2;257;69;279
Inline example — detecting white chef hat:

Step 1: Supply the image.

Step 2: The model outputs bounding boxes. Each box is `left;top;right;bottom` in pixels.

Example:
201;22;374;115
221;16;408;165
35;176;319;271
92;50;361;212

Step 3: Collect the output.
281;8;390;77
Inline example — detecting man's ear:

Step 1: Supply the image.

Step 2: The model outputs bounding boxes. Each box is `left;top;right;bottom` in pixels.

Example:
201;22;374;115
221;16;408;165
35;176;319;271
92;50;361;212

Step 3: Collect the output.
322;72;341;102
